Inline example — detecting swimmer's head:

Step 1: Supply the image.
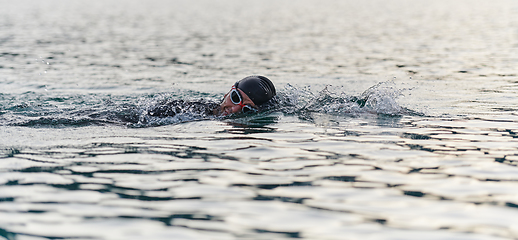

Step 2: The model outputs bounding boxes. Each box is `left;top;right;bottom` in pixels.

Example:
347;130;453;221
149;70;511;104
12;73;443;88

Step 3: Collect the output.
217;75;276;116
234;75;276;106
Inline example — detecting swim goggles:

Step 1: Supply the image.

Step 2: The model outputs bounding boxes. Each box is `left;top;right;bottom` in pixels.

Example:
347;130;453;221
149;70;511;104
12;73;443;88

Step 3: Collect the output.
230;86;258;113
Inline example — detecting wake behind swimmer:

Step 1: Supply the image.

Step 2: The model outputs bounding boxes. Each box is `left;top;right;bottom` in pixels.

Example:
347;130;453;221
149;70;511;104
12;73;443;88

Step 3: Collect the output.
2;76;415;128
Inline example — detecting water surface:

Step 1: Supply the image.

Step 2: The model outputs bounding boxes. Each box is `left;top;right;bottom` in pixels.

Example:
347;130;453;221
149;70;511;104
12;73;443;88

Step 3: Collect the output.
1;0;518;239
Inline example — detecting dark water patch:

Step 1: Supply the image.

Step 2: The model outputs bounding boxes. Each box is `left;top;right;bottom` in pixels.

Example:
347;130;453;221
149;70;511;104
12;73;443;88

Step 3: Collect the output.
167;57;194;65
18;166;66;174
0;228;15;240
14;117;116;128
276;197;306;204
255;181;313;190
496;157;518;167
323;176;356;182
372;218;387;225
115;192;175;202
165;214;217;226
492;107;518;112
403;190;426;198
254;229;300;239
218;126;277;135
0;52;21;57
402;133;432;140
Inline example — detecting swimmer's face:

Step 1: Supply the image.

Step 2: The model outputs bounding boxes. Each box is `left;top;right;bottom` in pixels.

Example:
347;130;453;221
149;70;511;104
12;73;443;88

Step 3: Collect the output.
218;88;257;116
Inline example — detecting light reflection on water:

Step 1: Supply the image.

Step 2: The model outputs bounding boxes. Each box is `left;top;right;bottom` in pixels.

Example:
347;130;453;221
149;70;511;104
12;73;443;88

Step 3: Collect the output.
1;0;518;239
2;116;518;239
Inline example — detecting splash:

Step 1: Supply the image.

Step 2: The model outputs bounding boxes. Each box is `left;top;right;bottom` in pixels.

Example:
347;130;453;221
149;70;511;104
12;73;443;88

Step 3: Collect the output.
276;80;413;118
0;93;141;127
132;93;221;128
359;80;406;115
0;81;417;128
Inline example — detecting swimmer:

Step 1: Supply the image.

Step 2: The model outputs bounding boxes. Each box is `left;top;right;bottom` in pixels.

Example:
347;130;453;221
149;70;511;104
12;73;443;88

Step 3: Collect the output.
147;75;276;118
216;75;276;116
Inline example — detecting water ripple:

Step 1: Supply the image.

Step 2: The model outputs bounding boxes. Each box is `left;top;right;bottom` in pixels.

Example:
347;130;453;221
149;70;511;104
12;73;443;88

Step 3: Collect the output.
2;0;518;239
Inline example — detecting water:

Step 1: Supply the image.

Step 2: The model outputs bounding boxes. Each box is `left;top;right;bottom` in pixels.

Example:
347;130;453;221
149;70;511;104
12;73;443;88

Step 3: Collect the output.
1;0;518;239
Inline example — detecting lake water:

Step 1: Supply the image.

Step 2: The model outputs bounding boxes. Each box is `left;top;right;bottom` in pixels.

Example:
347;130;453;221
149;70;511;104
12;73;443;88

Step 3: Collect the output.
1;0;518;239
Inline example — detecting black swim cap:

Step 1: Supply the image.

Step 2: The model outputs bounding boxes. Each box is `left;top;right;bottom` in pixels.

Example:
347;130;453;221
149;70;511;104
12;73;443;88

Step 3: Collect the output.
234;76;276;106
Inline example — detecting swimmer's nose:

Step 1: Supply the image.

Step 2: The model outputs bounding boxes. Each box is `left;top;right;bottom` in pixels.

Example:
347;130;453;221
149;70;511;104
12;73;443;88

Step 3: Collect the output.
223;105;241;116
230;105;242;114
